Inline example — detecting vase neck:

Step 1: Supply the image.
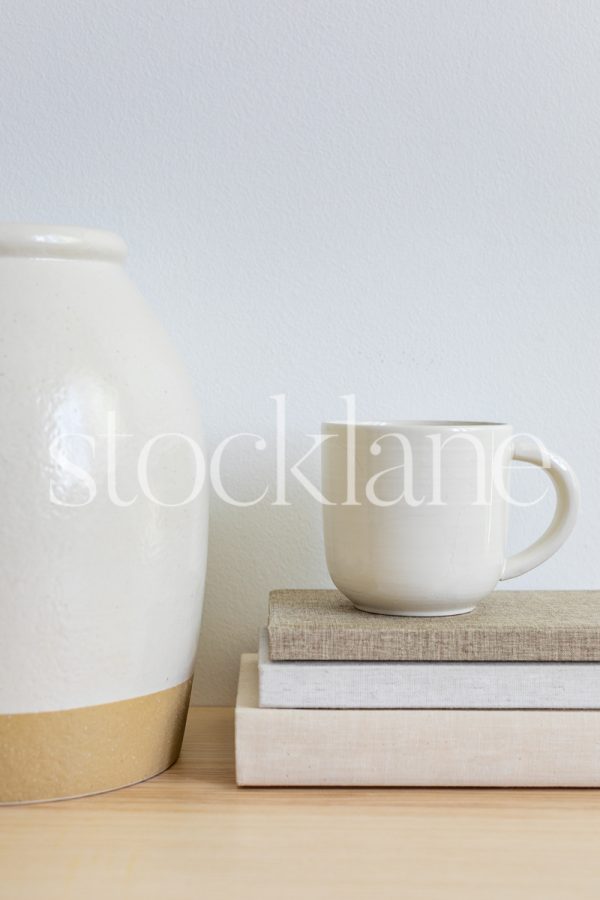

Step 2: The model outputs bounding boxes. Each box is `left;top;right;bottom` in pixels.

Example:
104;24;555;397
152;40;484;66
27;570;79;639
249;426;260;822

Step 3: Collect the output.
0;224;127;262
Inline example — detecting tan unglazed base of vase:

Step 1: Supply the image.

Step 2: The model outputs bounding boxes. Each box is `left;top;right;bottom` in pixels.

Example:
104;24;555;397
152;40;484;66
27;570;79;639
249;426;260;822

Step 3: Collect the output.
0;679;192;804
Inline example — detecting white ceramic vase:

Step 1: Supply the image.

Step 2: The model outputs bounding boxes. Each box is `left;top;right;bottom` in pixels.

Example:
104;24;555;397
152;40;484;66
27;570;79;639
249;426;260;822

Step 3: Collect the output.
0;225;208;803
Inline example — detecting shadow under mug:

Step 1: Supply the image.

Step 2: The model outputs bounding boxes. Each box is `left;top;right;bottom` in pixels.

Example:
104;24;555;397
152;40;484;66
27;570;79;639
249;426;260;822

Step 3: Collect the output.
322;421;579;616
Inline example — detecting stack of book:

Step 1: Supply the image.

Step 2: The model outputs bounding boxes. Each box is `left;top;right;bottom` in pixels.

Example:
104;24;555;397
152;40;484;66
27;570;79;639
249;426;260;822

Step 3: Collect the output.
235;589;600;786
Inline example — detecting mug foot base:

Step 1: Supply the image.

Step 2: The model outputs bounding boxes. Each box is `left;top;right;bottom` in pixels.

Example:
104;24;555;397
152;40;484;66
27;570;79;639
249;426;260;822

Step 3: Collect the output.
351;603;476;618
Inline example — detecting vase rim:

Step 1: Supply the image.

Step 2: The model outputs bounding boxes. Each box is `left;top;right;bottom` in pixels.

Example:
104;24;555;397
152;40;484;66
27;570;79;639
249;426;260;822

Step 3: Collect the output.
0;224;127;262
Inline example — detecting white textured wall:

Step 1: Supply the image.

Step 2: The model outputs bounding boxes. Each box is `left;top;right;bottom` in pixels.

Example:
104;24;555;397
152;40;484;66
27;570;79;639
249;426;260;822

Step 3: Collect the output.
1;0;599;703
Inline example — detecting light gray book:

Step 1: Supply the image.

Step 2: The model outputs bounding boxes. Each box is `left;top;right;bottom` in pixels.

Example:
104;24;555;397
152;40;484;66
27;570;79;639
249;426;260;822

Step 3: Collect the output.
236;655;600;786
258;629;600;709
268;589;600;661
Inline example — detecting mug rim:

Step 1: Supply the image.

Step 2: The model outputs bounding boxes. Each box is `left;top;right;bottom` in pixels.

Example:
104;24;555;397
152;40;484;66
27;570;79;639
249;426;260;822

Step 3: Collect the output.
322;420;510;430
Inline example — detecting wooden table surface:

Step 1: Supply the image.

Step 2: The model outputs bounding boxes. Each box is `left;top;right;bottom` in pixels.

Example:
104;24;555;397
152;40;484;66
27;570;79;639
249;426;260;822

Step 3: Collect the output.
2;707;600;900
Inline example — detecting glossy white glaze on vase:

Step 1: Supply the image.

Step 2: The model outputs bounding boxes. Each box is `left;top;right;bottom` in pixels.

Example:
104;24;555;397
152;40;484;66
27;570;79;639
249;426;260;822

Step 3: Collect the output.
0;225;208;801
322;421;578;616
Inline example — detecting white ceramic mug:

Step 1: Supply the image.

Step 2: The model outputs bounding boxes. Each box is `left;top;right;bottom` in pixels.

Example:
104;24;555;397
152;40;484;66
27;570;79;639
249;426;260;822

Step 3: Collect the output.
322;421;579;616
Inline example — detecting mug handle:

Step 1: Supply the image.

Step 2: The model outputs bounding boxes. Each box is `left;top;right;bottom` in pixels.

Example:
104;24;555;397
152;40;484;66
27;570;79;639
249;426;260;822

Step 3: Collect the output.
500;435;580;581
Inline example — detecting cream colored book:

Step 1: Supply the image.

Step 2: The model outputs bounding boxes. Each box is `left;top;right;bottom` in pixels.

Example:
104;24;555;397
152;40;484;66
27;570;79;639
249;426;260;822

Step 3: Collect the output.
236;655;600;786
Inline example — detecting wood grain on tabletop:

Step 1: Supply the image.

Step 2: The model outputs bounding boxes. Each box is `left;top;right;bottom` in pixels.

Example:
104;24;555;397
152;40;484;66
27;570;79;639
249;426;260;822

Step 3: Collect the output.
1;707;600;900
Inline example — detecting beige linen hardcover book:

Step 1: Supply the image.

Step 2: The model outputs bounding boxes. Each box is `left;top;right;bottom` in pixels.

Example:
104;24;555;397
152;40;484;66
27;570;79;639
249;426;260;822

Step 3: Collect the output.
268;589;600;661
236;655;600;787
